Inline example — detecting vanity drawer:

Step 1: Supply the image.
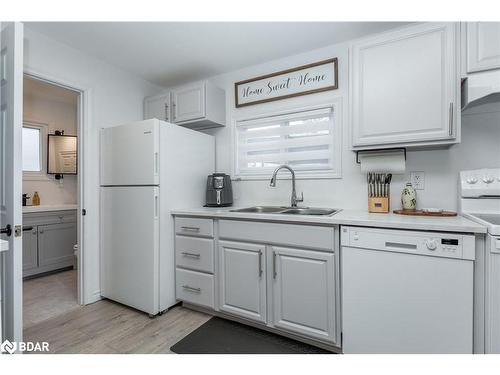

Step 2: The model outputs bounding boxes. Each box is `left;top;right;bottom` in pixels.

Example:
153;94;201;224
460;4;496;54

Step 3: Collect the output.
175;236;214;273
23;210;77;226
175;217;213;238
176;268;214;308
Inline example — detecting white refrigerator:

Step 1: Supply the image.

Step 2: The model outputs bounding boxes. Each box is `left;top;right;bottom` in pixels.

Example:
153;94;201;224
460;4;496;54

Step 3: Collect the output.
100;119;215;316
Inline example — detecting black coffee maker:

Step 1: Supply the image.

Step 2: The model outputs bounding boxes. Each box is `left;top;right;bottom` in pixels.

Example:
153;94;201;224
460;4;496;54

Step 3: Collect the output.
206;173;233;207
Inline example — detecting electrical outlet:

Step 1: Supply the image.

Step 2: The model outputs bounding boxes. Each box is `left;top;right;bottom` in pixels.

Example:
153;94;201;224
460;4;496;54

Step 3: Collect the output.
410;171;425;190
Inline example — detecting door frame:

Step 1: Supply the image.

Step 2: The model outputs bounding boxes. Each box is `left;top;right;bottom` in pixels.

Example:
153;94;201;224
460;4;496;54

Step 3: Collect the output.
22;68;91;306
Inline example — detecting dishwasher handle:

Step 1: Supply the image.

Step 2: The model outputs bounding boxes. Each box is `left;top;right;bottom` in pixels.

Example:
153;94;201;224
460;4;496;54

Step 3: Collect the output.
385;241;418;250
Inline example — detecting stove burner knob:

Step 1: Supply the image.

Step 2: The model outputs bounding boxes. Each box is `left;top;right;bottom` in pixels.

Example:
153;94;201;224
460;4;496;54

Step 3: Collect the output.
483;176;494;184
425;239;438;251
466;177;478;184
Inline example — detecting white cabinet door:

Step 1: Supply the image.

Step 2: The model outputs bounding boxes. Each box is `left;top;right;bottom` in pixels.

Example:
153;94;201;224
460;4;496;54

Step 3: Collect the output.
218;240;266;323
271;246;337;344
467;22;500;73
487;249;500;353
144;93;171;122
172;82;206;123
351;22;459;148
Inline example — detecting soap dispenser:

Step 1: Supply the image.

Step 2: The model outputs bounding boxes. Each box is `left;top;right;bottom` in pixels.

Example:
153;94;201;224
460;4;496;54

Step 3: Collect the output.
32;191;41;206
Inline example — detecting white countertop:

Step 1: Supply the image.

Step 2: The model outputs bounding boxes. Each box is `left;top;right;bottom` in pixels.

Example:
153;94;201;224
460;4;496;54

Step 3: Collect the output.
23;204;78;213
0;239;8;253
171;207;487;234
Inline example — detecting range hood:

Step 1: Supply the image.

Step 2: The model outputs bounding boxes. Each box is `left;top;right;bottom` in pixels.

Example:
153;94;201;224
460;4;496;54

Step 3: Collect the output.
461;70;500;113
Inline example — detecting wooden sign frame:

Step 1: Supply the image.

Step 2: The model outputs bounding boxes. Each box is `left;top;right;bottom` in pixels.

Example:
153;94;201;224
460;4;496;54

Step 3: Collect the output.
234;58;338;108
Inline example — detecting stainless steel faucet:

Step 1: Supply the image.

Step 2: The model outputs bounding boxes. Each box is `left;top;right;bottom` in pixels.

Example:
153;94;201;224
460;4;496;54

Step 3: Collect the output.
269;165;304;208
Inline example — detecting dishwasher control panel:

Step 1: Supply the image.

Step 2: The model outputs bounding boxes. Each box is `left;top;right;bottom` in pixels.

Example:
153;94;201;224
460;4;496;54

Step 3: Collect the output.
341;226;475;260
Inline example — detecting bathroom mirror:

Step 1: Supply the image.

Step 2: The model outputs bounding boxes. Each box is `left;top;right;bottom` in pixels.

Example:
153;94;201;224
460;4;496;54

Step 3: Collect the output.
47;134;78;175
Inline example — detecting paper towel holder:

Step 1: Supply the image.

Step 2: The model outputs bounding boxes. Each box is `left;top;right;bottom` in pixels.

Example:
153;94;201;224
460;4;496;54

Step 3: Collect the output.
356;147;406;164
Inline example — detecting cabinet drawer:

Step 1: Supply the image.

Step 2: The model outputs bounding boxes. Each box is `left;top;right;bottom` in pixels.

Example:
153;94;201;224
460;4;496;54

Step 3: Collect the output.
176;268;214;308
175;217;213;238
219;220;335;252
175;236;214;273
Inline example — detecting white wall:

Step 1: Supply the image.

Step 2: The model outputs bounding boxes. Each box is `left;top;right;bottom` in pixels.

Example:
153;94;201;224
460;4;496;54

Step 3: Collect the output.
177;41;500;211
23;26;164;303
23;90;78;205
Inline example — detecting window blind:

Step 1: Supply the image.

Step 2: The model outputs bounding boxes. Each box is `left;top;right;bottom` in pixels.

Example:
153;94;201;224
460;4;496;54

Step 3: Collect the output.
235;107;335;176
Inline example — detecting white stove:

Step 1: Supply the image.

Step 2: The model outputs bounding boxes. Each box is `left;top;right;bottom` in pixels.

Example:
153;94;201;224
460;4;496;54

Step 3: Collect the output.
460;168;500;354
460;168;500;236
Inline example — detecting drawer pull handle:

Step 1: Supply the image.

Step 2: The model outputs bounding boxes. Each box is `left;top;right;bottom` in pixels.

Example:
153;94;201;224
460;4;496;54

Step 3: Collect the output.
181;226;200;232
449;102;454;136
258;249;263;277
181;252;201;259
273;251;277;279
182;285;201;293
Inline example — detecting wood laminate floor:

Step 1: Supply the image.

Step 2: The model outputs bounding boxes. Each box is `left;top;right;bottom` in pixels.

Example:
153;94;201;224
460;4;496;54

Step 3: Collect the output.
23;272;212;354
24;270;80;329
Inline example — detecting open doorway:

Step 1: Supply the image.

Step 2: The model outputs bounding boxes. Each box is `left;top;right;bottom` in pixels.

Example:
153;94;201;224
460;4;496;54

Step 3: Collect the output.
21;74;83;329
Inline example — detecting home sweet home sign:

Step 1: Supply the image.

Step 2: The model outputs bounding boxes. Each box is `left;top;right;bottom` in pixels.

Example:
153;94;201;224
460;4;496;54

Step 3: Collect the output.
234;58;338;108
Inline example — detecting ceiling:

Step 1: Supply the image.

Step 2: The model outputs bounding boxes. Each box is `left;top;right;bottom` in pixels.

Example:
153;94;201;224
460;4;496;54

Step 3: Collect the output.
26;22;408;87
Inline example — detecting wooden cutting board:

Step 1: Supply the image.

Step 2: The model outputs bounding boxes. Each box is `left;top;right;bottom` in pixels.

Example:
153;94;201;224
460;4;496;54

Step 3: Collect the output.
393;209;457;217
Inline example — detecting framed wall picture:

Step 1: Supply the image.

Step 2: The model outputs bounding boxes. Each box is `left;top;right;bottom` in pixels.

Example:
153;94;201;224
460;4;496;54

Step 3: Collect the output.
234;58;338;108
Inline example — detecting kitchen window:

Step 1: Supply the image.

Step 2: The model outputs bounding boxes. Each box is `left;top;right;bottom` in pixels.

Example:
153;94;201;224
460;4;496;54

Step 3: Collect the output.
234;105;341;179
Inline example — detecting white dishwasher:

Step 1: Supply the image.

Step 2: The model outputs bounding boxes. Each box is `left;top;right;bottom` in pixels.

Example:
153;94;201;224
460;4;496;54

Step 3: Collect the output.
341;226;475;354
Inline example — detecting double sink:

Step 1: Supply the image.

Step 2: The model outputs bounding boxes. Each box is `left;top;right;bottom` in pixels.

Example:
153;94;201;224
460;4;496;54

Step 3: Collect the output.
230;206;339;216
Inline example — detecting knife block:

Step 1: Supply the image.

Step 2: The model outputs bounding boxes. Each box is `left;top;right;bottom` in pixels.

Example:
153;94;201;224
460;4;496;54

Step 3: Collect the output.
368;197;390;213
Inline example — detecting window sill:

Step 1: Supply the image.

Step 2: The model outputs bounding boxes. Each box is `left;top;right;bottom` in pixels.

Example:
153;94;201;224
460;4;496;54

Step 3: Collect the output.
233;172;342;181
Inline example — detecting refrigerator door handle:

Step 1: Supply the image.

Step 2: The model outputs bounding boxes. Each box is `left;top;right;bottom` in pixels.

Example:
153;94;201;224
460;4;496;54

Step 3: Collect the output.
154;195;159;218
154;152;159;176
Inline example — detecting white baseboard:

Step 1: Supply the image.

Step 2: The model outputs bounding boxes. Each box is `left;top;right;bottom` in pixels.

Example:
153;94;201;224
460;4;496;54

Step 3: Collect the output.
85;290;102;305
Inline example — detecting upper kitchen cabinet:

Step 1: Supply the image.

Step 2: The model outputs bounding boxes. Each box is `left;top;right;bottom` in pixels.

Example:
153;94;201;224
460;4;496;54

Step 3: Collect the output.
171;81;226;129
350;23;460;149
144;93;172;122
466;22;500;73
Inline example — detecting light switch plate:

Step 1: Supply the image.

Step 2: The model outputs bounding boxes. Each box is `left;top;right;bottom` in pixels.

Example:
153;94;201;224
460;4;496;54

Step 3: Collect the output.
410;171;425;190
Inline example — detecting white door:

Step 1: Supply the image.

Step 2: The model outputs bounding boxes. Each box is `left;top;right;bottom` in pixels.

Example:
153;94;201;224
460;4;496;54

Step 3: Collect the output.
144;93;171;122
0;22;23;346
350;22;458;147
100;186;160;315
100;119;160;186
218;240;266;323
271;246;337;344
467;22;500;73
172;82;205;123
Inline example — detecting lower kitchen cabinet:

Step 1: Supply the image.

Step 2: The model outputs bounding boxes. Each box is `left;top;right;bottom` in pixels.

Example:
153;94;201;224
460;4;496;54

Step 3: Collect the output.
23;210;77;277
174;216;340;349
271;246;337;344
218;240;267;323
